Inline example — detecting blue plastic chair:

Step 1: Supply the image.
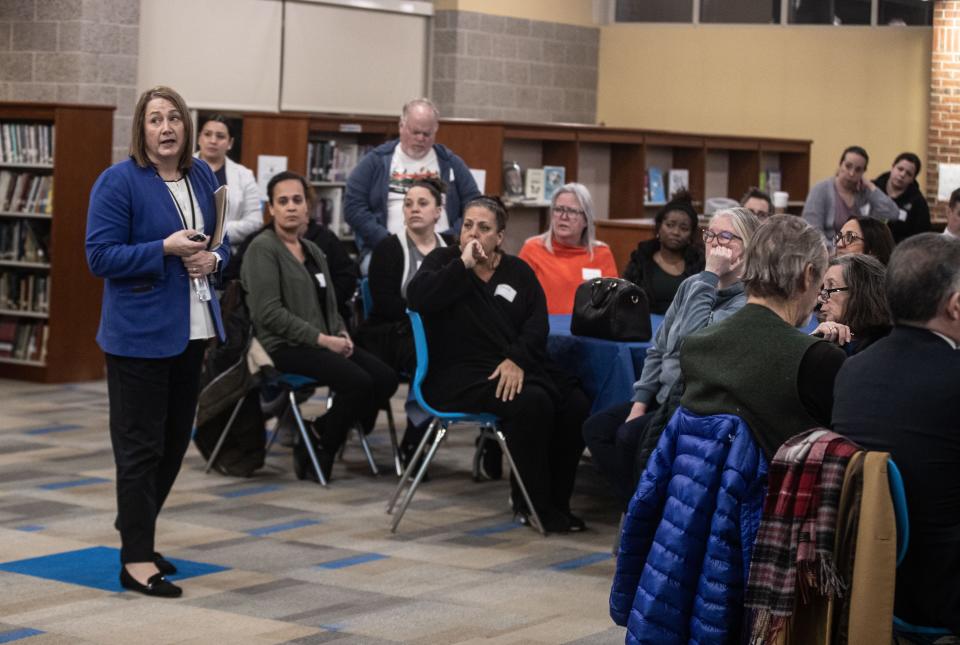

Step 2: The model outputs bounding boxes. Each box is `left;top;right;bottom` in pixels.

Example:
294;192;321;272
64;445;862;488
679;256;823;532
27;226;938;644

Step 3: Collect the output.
384;310;545;535
206;372;329;486
359;277;374;319
888;459;953;641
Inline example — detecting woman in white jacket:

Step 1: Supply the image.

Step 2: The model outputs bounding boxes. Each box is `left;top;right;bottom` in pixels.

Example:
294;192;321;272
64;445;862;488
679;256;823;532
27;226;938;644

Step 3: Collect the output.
196;115;262;250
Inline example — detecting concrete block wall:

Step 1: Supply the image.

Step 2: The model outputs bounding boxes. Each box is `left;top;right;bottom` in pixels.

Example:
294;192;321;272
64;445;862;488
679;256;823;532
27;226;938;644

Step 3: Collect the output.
432;10;599;124
0;0;139;162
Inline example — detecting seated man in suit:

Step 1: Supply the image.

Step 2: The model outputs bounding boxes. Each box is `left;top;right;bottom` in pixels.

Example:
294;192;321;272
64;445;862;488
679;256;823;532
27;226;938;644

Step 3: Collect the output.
832;233;960;635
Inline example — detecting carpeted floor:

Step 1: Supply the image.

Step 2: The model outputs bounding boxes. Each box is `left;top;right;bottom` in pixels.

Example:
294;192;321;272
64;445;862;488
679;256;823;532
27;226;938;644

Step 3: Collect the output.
0;378;626;644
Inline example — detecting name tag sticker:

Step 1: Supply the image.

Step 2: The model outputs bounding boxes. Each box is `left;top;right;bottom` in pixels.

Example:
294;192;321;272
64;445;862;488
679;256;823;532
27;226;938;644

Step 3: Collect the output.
898;208;909;222
582;267;602;280
315;273;326;288
495;283;517;302
859;204;871;216
416;260;422;271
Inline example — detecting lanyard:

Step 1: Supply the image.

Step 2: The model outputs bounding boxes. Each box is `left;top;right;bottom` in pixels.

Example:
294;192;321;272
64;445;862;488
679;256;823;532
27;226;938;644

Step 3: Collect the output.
164;172;197;231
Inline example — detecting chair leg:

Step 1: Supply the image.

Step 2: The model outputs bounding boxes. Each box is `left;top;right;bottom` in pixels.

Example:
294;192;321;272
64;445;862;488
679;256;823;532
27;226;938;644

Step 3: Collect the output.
204;396;246;474
290;391;327;487
493;427;546;536
263;406;288;459
386;418;438;514
390;423;447;533
356;425;379;475
472;427;490;482
385;404;402;477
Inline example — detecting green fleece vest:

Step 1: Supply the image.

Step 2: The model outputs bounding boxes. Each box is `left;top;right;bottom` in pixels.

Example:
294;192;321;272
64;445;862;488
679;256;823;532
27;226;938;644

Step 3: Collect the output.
680;303;822;457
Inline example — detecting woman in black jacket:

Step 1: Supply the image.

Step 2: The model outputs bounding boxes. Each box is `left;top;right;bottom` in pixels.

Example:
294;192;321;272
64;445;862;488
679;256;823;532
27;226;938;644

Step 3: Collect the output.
622;192;705;314
874;152;931;243
406;196;589;533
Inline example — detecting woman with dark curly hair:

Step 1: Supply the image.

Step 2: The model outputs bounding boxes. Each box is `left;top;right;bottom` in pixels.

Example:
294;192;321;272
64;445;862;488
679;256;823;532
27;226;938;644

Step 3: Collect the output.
622;191;705;314
835;215;896;265
813;253;891;355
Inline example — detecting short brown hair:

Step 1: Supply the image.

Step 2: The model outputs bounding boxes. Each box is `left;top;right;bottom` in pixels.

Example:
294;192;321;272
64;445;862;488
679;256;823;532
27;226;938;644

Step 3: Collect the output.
130;86;194;171
743;214;827;301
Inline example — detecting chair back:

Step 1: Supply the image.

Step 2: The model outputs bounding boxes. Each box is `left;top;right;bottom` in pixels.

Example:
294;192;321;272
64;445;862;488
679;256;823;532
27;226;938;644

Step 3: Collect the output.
407;309;492;423
887;458;909;567
360;277;374;319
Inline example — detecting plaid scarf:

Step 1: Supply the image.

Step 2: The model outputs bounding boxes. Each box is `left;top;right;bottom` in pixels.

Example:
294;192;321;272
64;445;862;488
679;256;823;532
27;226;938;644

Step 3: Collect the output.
744;429;860;644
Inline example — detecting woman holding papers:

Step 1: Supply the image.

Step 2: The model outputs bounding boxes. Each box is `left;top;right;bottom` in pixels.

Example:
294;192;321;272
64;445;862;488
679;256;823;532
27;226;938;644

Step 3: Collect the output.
85;86;230;598
195;115;262;250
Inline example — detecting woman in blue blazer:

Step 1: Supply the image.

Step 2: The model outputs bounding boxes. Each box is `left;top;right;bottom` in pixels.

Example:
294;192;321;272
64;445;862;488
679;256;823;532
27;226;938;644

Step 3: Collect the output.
86;86;230;598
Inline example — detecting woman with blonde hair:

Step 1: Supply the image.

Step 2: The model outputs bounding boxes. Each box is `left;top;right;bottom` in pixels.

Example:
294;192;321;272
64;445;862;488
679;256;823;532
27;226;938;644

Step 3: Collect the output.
518;182;618;314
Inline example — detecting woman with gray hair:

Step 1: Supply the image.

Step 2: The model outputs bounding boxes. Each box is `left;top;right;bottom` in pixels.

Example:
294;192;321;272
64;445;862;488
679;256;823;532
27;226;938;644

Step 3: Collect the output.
679;215;847;459
583;207;760;505
518;183;618;314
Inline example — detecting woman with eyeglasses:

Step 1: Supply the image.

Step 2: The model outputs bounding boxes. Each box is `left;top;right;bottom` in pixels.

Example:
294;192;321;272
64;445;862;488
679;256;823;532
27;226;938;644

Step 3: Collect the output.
518;183;617;314
835;216;896;265
407;196;590;534
813;254;891;355
583;208;760;506
623;191;705;315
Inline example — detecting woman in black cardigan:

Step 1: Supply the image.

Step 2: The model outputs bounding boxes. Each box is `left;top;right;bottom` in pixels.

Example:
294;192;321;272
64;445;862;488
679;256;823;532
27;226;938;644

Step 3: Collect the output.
623;192;704;314
406;196;589;533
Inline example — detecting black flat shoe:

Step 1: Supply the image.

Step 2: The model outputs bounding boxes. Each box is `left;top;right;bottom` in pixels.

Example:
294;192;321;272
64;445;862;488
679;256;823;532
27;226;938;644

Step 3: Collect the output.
512;497;571;534
119;567;182;598
153;552;177;575
293;438;333;483
563;511;587;532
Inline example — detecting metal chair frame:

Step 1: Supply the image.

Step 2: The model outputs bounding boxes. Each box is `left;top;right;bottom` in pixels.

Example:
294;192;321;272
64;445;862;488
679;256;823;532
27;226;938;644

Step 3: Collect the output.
385;310;545;535
205;373;328;486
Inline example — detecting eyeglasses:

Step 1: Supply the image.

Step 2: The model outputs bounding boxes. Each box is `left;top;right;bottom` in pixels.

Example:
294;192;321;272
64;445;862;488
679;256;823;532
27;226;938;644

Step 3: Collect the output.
819;286;850;301
835;231;864;247
702;229;743;246
552;206;585;219
748;208;771;220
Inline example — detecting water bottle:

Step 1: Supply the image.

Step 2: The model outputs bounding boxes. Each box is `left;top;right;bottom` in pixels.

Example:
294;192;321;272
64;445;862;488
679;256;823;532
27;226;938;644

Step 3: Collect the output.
192;277;212;303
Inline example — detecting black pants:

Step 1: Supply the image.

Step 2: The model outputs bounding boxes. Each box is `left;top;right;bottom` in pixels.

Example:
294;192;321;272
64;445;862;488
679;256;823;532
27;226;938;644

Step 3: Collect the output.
269;344;398;450
105;341;206;564
582;401;657;506
436;378;588;514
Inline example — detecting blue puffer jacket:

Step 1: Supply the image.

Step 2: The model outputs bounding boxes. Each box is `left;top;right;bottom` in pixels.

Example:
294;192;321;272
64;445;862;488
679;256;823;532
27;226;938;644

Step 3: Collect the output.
610;407;768;644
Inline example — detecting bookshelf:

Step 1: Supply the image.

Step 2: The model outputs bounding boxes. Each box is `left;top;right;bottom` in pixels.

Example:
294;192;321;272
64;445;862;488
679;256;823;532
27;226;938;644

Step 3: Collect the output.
0;102;113;383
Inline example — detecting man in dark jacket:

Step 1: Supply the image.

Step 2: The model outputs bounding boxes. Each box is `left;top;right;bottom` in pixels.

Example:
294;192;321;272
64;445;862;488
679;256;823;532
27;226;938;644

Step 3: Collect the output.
344;98;480;263
874;152;931;243
833;233;960;635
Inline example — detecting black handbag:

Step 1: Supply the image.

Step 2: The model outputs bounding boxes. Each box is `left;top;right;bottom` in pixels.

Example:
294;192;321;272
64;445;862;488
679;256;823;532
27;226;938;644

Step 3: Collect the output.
571;277;652;342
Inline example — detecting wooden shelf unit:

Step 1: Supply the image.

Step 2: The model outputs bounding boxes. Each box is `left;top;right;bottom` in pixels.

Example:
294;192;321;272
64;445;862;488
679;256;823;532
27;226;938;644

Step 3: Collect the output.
0;102;113;383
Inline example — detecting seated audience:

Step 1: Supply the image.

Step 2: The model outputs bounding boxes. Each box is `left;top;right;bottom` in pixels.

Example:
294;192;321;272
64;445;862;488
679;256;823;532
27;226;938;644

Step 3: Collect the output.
874;152;931;243
832;233;960;636
582;207;760;505
835;215;896;264
357;176;449;462
740;187;773;220
301;218;359;328
945;187;960;240
518;183;618;314
406;196;589;533
623;192;705;314
803;145;899;249
680;215;846;458
241;171;397;481
813;254;890;354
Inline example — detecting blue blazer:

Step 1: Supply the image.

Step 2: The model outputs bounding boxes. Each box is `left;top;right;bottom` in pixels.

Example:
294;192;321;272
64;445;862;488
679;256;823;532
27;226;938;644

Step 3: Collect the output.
85;157;230;358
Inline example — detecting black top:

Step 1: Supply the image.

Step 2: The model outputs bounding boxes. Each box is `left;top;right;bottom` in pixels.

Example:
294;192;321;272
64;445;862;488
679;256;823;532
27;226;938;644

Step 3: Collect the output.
833;326;960;634
405;245;552;407
681;303;846;458
302;251;329;320
367;231;453;325
623;238;705;315
874;171;931;243
214;164;227;188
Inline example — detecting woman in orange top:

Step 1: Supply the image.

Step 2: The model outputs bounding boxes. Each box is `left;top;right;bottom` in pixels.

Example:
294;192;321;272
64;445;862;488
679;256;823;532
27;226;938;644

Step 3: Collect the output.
518;183;618;314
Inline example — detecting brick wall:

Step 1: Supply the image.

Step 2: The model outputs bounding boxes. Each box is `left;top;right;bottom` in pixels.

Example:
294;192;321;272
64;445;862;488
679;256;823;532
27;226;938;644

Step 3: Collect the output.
0;0;139;162
432;10;598;123
927;1;960;219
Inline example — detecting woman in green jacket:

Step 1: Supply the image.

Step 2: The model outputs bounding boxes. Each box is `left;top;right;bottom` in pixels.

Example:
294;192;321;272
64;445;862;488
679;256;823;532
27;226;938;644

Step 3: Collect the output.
241;171;397;481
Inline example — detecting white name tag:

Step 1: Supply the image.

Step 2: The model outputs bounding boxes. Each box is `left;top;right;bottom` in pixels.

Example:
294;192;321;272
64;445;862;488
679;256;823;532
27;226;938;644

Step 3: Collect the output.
859;204;871;216
494;283;517;302
898;208;908;222
315;272;326;288
582;267;602;280
416;260;422;271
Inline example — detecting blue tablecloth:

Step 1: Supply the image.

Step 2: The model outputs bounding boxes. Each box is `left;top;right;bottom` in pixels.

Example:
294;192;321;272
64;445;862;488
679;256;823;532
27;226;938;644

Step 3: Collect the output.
547;314;664;414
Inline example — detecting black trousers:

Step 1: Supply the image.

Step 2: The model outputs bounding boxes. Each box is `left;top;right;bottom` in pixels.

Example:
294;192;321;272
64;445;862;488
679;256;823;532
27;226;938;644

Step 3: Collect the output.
105;340;206;564
269;344;398;450
436;378;589;514
582;401;657;506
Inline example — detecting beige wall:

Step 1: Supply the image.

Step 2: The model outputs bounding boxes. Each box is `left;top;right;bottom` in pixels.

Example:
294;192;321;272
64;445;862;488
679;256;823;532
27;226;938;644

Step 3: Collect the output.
597;25;931;189
433;0;597;26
